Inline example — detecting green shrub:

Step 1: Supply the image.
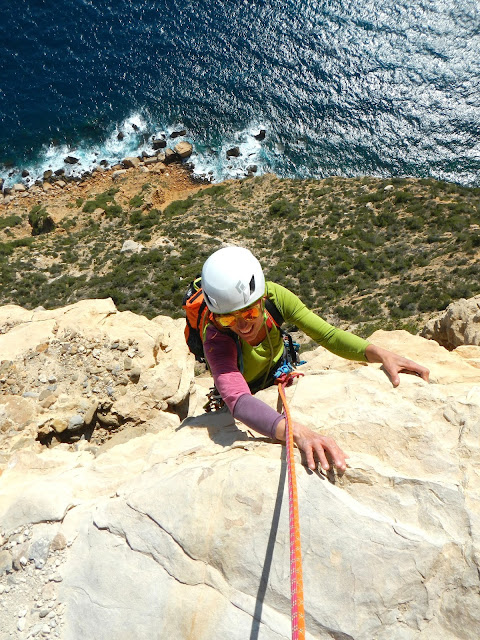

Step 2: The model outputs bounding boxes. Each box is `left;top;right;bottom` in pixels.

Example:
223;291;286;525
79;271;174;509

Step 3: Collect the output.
0;215;22;230
28;206;55;236
334;305;359;321
164;197;194;217
201;185;227;198
268;198;299;219
129;194;144;209
82;187;119;213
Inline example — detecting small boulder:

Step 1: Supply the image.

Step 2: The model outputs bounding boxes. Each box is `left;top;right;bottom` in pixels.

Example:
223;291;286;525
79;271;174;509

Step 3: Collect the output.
226;147;240;158
112;169;127;181
164;148;177;164
174;141;193;159
122;157;141;169
64;156;79;165
0;550;12;576
253;129;266;141
170;129;187;139
67;415;84;432
121;240;145;254
152;139;167;150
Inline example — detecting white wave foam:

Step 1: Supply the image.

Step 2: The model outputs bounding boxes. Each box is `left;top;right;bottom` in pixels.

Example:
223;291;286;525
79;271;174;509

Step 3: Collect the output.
190;124;272;182
0;115;276;189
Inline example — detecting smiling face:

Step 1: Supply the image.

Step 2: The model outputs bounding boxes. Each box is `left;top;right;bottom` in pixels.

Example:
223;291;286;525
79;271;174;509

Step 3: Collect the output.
214;299;266;345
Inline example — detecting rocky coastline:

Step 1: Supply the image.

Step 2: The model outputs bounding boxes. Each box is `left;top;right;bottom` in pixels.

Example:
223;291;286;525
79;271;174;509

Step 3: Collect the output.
0;127;266;204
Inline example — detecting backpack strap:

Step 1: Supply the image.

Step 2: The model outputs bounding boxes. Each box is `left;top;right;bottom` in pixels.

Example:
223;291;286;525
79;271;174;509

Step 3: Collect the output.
265;298;284;327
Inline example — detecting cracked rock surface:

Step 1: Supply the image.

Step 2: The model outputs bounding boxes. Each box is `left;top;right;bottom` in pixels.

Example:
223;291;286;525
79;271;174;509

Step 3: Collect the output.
1;301;480;639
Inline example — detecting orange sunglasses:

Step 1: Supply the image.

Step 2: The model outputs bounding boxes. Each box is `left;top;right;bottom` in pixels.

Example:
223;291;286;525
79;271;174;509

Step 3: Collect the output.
215;301;263;328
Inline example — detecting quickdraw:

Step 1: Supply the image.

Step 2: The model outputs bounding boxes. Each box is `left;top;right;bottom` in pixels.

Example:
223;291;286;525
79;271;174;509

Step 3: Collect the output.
203;387;225;413
276;371;305;640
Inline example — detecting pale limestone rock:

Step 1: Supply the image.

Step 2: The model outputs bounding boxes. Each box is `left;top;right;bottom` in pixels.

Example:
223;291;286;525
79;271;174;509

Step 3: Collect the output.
120;239;144;254
0;299;193;455
0;306;479;639
421;295;480;349
0;317;57;361
174;141;193;159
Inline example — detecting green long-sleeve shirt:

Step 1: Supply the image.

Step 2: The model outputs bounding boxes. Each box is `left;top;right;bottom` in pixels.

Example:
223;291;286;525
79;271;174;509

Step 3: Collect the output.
242;281;369;385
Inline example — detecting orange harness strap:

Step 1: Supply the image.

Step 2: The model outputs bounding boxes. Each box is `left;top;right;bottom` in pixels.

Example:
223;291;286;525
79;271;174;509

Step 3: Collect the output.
276;373;305;640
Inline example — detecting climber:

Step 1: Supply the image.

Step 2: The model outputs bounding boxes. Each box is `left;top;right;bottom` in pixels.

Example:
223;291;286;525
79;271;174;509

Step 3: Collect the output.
200;246;430;473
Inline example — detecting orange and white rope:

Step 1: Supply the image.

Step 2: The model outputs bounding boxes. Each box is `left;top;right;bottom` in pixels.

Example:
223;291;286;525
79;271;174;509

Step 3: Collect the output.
277;376;305;640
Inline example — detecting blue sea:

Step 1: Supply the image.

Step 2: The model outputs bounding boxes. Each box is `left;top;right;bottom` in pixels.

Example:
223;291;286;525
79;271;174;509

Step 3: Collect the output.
1;0;480;188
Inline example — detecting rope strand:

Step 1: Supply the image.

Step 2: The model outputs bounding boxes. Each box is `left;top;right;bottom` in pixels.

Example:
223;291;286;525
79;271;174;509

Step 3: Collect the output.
277;376;305;640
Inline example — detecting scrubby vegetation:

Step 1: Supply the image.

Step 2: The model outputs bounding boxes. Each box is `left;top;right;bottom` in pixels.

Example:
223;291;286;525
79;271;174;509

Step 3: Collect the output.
28;205;55;236
1;175;480;336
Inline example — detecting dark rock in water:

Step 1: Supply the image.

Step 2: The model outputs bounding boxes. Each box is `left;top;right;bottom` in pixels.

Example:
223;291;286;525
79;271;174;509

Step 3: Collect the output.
153;139;167;150
64;156;79;165
226;147;241;158
247;164;258;173
132;123;139;131
117;132;125;141
21;170;29;178
100;160;109;167
170;129;187;139
43;170;53;180
0;178;3;190
54;168;65;176
254;129;266;141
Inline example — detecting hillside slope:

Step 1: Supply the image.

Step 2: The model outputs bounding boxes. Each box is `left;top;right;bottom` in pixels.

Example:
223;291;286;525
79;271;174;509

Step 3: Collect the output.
1;167;480;336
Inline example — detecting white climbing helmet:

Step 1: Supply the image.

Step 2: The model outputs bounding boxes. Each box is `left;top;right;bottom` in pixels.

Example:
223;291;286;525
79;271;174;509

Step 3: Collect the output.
201;246;265;313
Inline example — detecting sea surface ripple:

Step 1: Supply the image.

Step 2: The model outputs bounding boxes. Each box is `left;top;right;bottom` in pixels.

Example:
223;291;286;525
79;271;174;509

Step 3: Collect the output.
1;0;479;186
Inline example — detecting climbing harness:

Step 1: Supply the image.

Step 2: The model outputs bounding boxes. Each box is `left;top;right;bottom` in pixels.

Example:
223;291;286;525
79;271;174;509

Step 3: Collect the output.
276;370;306;640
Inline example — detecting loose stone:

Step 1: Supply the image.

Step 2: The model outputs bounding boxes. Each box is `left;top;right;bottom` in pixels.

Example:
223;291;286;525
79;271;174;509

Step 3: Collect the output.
67;415;84;431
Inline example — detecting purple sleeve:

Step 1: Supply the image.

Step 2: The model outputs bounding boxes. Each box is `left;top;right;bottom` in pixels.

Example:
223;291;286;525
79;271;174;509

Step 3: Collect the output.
203;324;251;411
203;324;283;438
233;394;284;439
